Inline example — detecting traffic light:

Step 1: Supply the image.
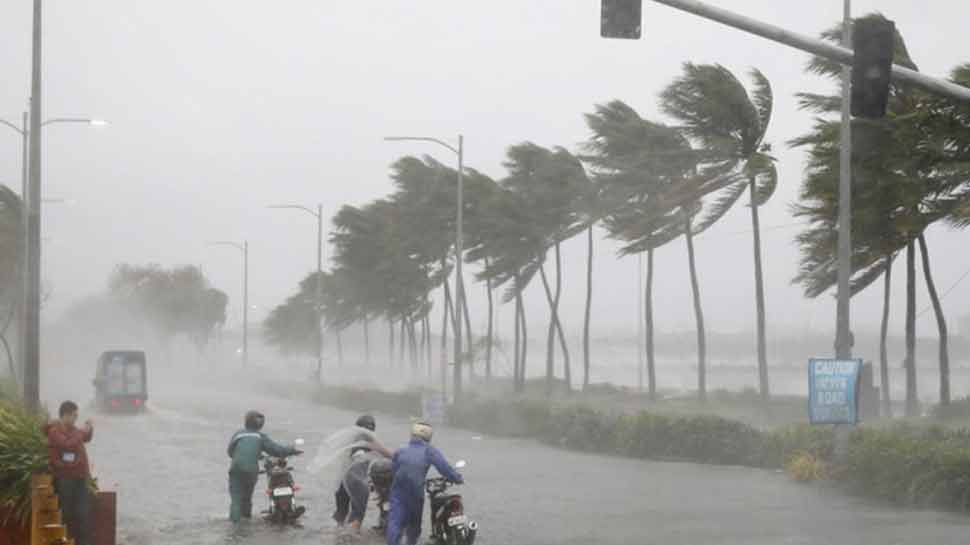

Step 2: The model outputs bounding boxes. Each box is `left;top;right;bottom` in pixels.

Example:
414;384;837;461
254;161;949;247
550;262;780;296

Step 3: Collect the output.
851;17;896;119
601;0;642;40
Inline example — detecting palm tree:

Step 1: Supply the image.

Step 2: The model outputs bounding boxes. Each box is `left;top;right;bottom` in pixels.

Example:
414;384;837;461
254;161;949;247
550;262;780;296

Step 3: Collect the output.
659;63;778;400
501;143;589;395
582;101;705;399
467;185;544;393
792;14;966;412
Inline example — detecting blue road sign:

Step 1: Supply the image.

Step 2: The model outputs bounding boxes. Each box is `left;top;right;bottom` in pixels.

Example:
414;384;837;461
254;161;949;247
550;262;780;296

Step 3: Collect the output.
808;358;862;425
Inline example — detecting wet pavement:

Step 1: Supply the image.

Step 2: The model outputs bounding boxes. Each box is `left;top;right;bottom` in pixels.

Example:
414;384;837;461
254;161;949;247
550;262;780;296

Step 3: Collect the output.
43;368;970;545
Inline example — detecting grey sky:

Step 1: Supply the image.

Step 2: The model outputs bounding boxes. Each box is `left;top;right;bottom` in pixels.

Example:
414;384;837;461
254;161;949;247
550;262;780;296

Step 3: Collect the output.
1;1;968;350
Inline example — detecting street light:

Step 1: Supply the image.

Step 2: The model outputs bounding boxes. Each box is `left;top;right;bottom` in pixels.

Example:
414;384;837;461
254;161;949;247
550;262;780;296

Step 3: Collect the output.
208;240;249;367
384;135;465;398
2;110;106;407
268;204;324;382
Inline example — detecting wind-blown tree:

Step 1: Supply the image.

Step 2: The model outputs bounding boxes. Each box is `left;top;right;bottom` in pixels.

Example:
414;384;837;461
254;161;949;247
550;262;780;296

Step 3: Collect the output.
264;273;319;358
461;168;504;381
108;264;228;355
500;143;591;395
583;99;736;401
583;101;687;399
660;63;778;400
791;14;966;413
467;182;545;393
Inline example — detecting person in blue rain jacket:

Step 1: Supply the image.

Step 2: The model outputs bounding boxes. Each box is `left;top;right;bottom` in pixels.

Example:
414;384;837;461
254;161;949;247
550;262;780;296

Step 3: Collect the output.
385;421;464;545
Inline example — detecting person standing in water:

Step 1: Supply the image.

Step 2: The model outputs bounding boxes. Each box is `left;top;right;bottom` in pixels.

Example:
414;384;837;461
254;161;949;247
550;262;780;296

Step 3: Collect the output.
333;414;392;532
386;421;463;545
227;410;302;522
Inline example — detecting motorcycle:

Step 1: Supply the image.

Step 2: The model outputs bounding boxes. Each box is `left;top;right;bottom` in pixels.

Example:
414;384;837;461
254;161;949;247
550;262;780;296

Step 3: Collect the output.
260;438;306;524
426;460;478;545
369;457;394;533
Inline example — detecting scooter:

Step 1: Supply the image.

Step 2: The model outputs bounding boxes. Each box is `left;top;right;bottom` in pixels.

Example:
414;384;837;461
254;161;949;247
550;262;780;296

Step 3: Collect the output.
260;438;306;524
426;460;478;545
369;457;394;533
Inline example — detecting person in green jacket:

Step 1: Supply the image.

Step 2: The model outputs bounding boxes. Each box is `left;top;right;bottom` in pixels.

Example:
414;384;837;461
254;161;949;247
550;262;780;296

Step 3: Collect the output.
227;410;302;522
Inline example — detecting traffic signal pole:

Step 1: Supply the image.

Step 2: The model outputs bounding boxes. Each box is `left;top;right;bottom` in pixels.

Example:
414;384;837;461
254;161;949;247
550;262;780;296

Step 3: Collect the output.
648;0;970;104
836;0;853;360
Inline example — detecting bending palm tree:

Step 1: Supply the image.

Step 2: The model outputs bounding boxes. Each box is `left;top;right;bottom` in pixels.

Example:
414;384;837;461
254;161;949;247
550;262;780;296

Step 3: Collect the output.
659;63;778;400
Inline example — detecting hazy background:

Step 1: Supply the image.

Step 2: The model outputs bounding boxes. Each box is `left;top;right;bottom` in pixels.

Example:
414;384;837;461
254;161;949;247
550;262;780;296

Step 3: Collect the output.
2;1;969;370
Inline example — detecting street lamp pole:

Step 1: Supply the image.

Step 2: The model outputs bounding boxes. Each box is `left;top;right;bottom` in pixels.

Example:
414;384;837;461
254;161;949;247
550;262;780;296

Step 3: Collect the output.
268;204;324;382
835;0;853;360
24;0;43;409
209;241;249;367
384;135;466;399
2;109;107;406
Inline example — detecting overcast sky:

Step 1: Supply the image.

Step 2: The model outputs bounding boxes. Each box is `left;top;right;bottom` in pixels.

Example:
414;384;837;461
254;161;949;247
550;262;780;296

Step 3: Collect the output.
1;1;969;350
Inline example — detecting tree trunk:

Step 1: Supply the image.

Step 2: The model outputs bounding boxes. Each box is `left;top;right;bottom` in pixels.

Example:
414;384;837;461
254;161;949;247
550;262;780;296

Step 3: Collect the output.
521;295;529;392
540;262;556;397
460;276;474;374
336;330;344;368
485;259;494;382
554;243;572;392
389;317;395;369
515;273;528;393
418;314;426;377
904;240;919;417
646;248;657;401
879;254;893;418
918;234;950;406
749;178;769;400
409;316;419;374
583;226;594;391
424;313;432;381
514;283;521;391
440;283;450;397
363;316;371;367
399;318;407;370
685;217;707;401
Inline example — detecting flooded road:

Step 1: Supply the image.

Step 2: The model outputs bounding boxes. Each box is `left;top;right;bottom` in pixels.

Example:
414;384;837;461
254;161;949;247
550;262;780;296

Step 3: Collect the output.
44;369;970;545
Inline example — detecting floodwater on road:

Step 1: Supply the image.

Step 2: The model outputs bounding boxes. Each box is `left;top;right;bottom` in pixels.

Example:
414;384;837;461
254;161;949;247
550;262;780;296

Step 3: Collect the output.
42;369;970;545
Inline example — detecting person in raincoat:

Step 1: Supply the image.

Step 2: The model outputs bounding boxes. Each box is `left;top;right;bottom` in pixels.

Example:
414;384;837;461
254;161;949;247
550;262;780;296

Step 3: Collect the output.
333;414;393;531
386;421;463;545
226;410;302;522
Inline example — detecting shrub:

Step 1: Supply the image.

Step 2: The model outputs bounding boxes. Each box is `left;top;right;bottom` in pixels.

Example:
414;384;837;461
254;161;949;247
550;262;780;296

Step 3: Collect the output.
843;425;970;510
309;385;970;513
931;397;970;421
787;451;826;481
0;398;48;526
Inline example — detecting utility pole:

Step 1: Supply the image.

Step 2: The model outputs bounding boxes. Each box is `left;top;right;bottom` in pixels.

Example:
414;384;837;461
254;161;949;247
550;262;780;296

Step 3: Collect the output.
637;253;644;393
454;135;465;399
835;0;853;360
243;241;248;367
24;0;43;409
18;111;28;385
316;203;323;382
267;203;325;382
